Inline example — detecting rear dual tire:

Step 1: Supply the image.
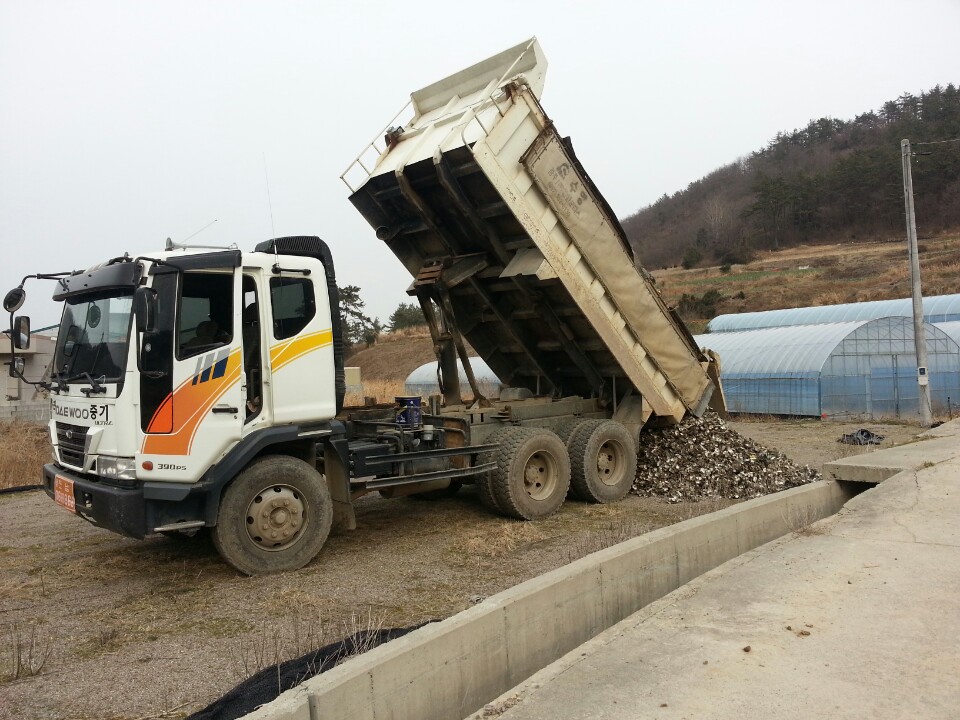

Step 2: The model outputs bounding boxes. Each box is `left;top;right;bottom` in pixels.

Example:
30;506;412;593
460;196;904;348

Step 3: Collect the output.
567;420;636;503
484;427;571;520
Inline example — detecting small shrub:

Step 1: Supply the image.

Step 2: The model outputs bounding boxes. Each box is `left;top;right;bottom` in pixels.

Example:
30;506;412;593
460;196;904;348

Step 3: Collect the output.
720;264;732;274
678;289;724;318
718;245;755;265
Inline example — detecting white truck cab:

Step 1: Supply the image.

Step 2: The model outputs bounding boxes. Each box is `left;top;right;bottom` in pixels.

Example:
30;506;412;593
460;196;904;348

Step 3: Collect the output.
9;238;370;573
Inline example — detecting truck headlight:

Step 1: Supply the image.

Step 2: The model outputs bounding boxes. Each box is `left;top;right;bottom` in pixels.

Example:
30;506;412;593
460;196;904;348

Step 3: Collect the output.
97;456;137;480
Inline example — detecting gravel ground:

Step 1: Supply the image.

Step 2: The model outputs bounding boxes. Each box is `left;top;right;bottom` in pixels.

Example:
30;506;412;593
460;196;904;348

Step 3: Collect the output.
0;418;921;720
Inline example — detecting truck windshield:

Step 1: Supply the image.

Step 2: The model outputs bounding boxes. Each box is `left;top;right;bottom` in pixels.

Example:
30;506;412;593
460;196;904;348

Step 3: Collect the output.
53;292;133;384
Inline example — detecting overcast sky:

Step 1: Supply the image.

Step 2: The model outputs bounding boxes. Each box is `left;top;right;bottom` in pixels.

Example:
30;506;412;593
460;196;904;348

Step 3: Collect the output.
2;0;958;329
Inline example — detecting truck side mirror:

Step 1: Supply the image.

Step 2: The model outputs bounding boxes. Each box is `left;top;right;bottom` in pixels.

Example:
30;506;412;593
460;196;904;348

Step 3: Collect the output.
3;287;25;313
133;287;157;333
13;316;30;349
8;355;24;378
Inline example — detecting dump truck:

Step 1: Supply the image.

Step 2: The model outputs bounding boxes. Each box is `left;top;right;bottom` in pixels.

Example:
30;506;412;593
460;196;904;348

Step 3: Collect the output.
4;38;723;575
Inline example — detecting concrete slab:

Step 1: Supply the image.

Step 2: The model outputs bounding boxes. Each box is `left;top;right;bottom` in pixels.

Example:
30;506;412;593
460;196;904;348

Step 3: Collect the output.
470;431;960;720
824;418;960;483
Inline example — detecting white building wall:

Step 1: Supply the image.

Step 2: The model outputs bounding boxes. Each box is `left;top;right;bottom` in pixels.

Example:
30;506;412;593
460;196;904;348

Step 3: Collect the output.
1;334;55;423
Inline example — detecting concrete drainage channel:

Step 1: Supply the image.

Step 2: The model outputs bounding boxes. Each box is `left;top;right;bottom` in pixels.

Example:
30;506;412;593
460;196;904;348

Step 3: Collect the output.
245;480;860;720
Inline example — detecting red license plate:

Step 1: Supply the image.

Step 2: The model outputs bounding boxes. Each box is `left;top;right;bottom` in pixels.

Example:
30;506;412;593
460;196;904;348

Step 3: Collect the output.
54;475;76;513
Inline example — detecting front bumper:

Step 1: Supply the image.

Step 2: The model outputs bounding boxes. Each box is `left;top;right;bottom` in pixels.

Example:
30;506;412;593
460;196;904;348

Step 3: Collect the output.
43;464;208;539
44;464;148;538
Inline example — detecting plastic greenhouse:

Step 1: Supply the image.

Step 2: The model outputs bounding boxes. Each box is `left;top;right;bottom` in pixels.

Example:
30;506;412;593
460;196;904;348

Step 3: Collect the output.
404;357;499;398
936;321;960;347
708;293;960;333
693;317;960;419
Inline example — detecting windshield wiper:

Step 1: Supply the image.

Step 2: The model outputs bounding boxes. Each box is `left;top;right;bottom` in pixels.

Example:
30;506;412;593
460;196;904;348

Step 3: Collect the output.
81;372;107;395
66;371;107;395
46;370;70;393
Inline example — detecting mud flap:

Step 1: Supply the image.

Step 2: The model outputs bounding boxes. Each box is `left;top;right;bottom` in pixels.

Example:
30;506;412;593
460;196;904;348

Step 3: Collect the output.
323;440;356;532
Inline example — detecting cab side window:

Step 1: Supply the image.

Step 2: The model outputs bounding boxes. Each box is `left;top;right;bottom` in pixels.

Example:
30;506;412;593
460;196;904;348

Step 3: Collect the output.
269;277;316;340
179;272;234;359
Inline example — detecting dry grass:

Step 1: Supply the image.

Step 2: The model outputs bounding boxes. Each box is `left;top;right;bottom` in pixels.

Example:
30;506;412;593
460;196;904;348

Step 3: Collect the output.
344;379;407;406
0;420;50;490
228;605;386;684
726;413;785;424
1;619;51;682
230;606;327;681
654;232;960;320
783;503;830;537
453;521;550;560
375;326;431;343
564;519;652;563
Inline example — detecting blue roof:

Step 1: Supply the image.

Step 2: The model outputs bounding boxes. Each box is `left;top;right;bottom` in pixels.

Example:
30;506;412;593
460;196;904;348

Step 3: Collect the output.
707;293;960;333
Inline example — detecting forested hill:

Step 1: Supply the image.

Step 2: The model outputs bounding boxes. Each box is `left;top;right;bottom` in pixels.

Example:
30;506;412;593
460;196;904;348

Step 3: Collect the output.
622;84;960;269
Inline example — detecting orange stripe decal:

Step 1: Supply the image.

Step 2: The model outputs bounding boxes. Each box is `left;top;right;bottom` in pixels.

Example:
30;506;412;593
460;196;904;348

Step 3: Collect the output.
141;348;242;456
141;330;332;457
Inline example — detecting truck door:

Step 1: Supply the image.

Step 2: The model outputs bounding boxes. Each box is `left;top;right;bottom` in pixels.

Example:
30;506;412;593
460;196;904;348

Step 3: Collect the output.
140;268;244;480
266;272;337;426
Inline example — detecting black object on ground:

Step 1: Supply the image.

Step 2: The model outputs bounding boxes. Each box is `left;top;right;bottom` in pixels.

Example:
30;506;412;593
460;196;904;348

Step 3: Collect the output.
838;429;885;445
0;484;42;495
188;622;434;720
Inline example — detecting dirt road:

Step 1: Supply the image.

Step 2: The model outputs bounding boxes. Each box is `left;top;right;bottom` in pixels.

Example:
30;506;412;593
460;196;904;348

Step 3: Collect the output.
0;419;918;719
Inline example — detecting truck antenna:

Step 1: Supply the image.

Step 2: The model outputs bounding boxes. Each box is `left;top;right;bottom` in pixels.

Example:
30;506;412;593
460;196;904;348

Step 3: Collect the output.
182;218;219;243
164;218;237;251
165;219;225;251
263;152;281;270
263;153;277;240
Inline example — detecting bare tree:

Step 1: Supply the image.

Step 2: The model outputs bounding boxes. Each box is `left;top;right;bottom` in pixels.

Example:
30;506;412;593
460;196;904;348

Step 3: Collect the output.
704;197;730;244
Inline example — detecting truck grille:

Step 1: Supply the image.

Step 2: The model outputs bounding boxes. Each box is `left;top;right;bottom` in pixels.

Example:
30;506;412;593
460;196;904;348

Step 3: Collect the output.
55;422;88;468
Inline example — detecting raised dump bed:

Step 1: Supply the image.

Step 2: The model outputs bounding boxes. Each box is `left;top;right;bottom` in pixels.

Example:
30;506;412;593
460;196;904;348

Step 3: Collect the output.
344;38;717;424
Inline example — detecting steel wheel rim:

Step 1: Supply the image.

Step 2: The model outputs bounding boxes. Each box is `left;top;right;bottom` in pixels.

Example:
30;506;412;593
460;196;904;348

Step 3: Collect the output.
245;485;307;551
596;439;626;486
523;450;559;500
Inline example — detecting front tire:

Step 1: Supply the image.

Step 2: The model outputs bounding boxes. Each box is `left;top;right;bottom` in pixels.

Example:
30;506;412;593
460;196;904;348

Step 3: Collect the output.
212;455;332;575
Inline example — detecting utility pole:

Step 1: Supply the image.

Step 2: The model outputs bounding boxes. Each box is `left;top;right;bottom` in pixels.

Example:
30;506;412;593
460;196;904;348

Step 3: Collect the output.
901;139;932;427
